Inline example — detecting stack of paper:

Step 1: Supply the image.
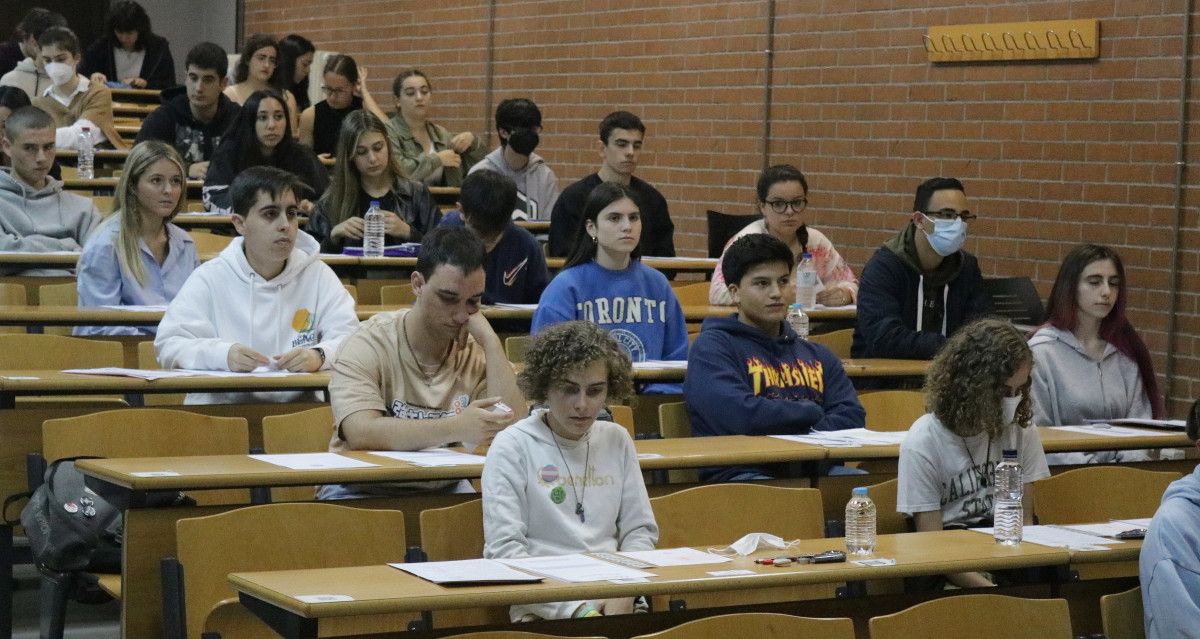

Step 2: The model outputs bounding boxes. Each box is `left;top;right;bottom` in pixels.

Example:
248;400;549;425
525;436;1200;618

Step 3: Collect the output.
391;559;543;585
969;525;1123;551
771;428;907;447
1083;418;1186;430
1049;425;1179;438
498;554;656;582
616;548;731;567
370;449;487;467
632;360;688;370
249;453;379;471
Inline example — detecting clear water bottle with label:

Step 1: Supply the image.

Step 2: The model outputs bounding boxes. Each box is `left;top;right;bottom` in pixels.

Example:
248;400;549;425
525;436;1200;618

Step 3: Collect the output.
363;199;385;258
993;449;1023;546
77;127;94;179
845;486;877;556
796;252;817;309
786;303;809;340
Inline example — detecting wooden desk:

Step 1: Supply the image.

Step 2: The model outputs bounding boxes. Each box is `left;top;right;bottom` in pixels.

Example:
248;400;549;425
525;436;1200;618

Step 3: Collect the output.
0;370;329;409
63;176;203;196
826;426;1193;461
110;88;161;102
227;530;1071;638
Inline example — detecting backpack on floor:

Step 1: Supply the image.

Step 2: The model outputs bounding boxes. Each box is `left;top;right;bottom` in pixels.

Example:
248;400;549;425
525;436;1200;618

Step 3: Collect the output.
20;457;125;574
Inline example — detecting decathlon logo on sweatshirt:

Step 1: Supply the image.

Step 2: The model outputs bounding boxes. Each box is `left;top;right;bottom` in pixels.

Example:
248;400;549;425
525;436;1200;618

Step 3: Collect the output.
745;357;825;396
290;308;318;348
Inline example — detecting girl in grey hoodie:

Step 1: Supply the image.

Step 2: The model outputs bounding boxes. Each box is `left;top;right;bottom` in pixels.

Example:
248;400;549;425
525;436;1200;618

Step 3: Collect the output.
1029;244;1163;463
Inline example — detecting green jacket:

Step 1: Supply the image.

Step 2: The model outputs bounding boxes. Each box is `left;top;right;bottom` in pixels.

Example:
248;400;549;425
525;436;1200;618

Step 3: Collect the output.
386;116;485;187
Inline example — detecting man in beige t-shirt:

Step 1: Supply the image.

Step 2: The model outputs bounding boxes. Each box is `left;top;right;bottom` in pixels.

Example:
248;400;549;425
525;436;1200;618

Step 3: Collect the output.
319;226;525;498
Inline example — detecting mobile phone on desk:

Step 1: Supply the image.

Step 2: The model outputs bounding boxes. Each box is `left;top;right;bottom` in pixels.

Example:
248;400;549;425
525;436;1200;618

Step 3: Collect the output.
1115;528;1147;540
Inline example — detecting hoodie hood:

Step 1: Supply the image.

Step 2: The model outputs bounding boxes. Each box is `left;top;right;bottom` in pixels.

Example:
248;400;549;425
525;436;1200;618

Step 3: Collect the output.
884;220;963;288
0;167;64;201
700;314;801;355
480;146;547;177
213;236;320;287
1028;325;1118;360
1162;466;1200;510
509;408;595;449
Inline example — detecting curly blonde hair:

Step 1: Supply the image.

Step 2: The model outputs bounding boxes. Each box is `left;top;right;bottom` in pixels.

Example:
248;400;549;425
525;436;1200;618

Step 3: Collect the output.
518;321;634;404
926;318;1033;437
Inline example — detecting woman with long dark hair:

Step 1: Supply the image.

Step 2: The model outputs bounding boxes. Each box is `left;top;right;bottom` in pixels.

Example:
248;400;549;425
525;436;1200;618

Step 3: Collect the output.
80;0;175;90
274;34;315;112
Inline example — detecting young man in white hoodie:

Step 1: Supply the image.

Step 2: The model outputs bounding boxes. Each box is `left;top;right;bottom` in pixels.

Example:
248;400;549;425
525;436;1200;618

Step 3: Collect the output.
0;105;98;274
155;165;358;403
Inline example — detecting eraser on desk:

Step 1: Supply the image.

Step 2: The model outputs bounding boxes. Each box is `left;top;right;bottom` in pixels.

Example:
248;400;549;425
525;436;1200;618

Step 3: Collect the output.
491;402;512;414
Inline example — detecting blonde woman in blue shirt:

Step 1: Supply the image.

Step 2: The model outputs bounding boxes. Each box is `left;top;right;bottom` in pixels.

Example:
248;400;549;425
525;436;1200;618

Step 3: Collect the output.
76;140;198;335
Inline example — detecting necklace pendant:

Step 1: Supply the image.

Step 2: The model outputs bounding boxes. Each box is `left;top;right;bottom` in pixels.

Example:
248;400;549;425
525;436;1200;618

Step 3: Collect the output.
576;502;585;523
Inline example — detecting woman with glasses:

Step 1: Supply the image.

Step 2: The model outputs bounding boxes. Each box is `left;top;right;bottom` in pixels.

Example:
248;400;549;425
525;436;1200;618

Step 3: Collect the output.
1029;244;1163;464
298;54;387;158
897;317;1049;588
387;68;486;186
709;164;858;305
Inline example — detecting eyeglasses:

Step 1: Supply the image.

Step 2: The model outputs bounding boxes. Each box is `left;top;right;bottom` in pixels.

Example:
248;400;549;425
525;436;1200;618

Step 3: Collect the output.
923;208;977;222
765;198;808;214
321;85;352;98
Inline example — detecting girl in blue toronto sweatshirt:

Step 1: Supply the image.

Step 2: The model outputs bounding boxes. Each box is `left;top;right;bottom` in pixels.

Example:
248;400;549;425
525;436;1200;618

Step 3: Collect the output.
532;181;686;394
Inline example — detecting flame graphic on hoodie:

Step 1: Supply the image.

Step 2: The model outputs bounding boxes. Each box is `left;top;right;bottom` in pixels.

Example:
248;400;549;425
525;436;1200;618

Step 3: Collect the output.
745;357;825;396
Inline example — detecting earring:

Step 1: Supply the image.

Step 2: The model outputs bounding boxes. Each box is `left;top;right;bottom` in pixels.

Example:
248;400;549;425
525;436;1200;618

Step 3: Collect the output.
591;235;598;243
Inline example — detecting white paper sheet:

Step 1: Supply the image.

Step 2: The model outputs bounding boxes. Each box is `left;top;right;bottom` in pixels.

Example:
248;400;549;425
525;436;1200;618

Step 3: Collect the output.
631;360;688;370
617;548;732;567
390;558;542;585
1049;425;1176;438
1083;418;1186;430
1053;522;1146;538
97;305;167;312
499;554;656;583
63;367;201;380
491;303;539;310
771;428;907;447
969;525;1121;550
369;449;487;467
249;453;379;470
1113;518;1152;528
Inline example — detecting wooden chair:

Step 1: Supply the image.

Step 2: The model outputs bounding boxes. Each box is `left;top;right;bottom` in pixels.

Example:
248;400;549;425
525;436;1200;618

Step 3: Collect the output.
1032;466;1180;525
379;283;416;306
418;500;509;628
649;484;830;608
609;404;635;440
672;281;710;306
0;282;27;333
260;405;335;502
187;230;233;254
504;335;530;363
343;283;358;302
859;390;925;432
1100;586;1144;639
632;612;854;639
0;333;126;407
39;408;250;638
172;503;413;639
657;401;694;482
864;479;910;536
868;594;1073;639
809;328;852;358
37;282;78;336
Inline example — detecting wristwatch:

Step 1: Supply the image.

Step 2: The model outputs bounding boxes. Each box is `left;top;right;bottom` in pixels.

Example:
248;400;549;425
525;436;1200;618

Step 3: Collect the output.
313;347;326;368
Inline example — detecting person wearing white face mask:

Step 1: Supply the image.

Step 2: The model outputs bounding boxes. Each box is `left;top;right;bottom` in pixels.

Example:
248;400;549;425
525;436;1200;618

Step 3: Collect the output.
897;318;1049;589
851;177;991;361
29;27;126;151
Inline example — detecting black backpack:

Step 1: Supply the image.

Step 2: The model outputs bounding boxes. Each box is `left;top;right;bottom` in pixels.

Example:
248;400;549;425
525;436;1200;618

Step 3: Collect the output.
19;457;125;574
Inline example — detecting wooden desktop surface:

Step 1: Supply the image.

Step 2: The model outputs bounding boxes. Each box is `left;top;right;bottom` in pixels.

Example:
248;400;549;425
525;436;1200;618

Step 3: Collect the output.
0;370;329;398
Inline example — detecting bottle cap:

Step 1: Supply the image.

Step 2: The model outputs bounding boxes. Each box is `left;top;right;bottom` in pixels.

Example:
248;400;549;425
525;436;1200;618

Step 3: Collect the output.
852;486;868;496
788;303;804;310
802;252;813;258
369;200;380;207
1002;449;1018;459
81;126;91;132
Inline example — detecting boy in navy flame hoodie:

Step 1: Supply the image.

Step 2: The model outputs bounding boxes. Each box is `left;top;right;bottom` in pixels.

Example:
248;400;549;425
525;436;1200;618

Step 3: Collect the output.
685;233;864;482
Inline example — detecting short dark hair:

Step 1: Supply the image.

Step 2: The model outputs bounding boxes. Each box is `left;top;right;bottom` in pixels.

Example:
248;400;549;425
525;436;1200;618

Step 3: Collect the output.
104;1;152;49
722;233;794;287
16;8;66;41
0;86;32;113
913;177;965;213
756;164;808;202
229;166;304;217
599;110;644;144
459;169;516;240
415;226;485;280
495;98;541;132
185;42;228;78
391;68;430;97
2;105;53;140
37;26;79;56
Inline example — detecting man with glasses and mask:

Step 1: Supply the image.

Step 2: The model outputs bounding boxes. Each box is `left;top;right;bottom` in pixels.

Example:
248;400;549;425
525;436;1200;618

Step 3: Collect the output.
851;177;991;360
469;98;558;221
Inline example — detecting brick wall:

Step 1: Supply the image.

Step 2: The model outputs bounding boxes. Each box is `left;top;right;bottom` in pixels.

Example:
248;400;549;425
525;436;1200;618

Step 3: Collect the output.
246;0;1200;413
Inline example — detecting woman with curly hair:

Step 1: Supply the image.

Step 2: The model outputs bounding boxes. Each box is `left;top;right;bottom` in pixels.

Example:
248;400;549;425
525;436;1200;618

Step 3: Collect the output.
1030;244;1163;464
897;317;1050;588
482;320;659;621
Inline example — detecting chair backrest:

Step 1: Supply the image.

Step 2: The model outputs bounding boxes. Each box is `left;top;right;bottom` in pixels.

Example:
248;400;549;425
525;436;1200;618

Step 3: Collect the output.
651;484;824;548
177;502;406;639
0;334;123;369
658;401;691;439
981;277;1045;326
868;594;1073;639
37;282;78;335
419;500;510;628
379;284;416;306
137;340;186;405
0;283;26;334
864;479;910;535
609;404;636;439
706;210;760;258
187;230;233;254
809;328;853;358
261;405;335;501
1100;586;1144;639
43;408;249;463
1032;466;1180;525
343;283;358;303
859;390;926;432
672;281;710;306
504;335;530;363
632;612;854;639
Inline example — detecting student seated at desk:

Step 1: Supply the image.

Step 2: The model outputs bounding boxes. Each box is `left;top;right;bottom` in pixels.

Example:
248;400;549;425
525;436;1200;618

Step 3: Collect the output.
483;320;658;621
30;27;126;150
155;166;358;403
76;141;197;335
297;54;386;158
223;34;300;132
532;182;687;394
203;88;326;214
686;234;864;482
388;68;486;187
306;110;439;253
1030;244;1164;464
898;318;1049;589
438;169;548;304
318;226;523;499
80;1;176;91
0;8;66;109
0;105;98;272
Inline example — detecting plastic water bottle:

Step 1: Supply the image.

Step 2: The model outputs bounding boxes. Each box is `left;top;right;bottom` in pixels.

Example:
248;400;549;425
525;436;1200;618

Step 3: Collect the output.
993;449;1023;546
796;252;817;309
786;303;809;340
845;487;877;556
77;127;94;180
363;199;385;258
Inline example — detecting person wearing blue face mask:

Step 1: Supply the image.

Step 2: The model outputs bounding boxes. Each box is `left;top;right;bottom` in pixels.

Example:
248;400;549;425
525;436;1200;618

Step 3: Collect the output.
851;177;991;361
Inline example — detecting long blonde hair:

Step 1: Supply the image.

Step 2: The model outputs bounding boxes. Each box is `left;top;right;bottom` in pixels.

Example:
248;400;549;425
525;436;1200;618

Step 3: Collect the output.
112;141;185;286
323;110;406;227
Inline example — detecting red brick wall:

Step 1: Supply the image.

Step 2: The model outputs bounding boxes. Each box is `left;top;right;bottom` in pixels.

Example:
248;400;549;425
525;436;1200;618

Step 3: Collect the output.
246;1;1200;413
